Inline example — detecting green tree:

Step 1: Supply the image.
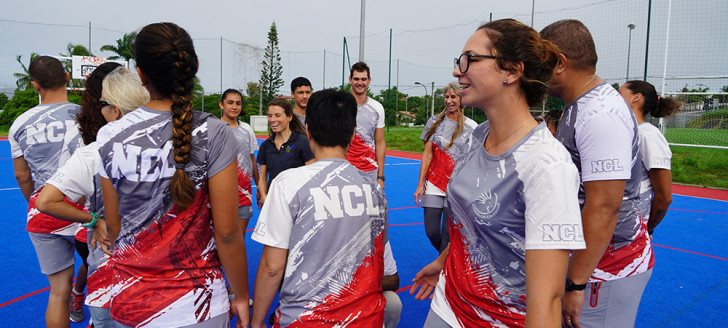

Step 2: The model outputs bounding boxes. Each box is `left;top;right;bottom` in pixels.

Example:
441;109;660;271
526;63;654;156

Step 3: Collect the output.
0;89;39;127
611;82;620;90
245;82;262;115
0;93;9;110
258;22;284;107
100;32;136;61
13;53;40;91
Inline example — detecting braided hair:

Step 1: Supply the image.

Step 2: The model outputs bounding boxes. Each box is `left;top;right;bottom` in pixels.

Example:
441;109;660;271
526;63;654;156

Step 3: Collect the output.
135;22;198;210
423;82;465;150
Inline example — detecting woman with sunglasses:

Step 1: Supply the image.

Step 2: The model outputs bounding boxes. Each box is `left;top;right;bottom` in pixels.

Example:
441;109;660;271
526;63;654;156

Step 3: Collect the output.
37;66;148;327
619;80;679;236
414;81;477;253
410;19;585;327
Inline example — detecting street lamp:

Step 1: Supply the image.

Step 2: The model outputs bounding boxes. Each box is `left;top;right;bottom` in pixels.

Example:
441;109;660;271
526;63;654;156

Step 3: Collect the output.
415;81;429;118
626;24;636;82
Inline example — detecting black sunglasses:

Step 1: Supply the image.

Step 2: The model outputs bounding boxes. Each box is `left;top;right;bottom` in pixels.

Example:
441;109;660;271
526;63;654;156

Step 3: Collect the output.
454;53;499;74
99;100;113;108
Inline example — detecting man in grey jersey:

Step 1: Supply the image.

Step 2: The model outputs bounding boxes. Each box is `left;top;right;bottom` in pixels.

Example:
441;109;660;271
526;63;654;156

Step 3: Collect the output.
10;55;83;327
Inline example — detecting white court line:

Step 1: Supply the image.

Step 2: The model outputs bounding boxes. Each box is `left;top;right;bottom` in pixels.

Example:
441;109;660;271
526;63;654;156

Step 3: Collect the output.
0;187;20;191
385;163;419;166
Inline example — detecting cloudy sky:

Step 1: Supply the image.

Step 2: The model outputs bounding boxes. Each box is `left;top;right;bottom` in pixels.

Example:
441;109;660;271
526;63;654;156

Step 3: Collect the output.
2;0;725;96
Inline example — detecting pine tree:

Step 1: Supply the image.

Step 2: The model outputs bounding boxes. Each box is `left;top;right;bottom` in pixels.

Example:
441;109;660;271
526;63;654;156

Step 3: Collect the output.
259;22;284;108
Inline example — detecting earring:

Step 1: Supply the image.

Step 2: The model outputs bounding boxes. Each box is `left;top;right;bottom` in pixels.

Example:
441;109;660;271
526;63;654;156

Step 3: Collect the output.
503;80;508;85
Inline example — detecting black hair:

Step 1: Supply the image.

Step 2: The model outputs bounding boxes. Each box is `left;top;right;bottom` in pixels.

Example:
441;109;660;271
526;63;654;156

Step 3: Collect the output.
624;80;680;118
305;89;357;148
350;61;370;79
77;62;122;144
28;56;67;90
221;88;246;116
290;77;312;92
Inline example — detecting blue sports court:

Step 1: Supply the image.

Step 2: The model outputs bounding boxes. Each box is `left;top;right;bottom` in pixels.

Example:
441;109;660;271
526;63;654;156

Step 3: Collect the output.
1;139;726;327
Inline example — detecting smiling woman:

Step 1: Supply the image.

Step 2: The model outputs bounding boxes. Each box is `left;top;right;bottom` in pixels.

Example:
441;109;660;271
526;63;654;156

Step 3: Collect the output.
255;98;314;208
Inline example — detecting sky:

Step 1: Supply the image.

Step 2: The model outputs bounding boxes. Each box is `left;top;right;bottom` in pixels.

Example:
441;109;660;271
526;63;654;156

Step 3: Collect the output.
1;0;726;97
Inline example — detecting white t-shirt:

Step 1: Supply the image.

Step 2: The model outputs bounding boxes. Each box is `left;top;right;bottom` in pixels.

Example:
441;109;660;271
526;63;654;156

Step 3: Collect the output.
47;142;100;202
638;123;672;171
383;241;397;276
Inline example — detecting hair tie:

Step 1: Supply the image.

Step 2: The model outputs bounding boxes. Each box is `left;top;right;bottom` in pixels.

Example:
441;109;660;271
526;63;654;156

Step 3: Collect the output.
175;163;186;170
657;95;661;104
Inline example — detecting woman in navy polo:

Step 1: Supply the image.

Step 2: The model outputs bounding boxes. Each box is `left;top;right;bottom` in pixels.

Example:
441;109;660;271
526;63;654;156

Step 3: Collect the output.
256;98;315;207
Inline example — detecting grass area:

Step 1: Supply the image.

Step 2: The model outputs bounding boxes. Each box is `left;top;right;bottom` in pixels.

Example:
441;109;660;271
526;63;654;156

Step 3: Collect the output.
383;126;728;189
665;128;728;147
671;146;728;189
384;126;424;153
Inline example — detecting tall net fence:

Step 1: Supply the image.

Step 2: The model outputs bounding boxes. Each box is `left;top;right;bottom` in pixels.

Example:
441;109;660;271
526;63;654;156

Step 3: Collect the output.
2;0;726;147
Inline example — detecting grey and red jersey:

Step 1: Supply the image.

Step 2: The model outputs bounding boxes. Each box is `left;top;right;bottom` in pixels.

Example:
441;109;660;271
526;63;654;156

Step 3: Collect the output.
253;158;388;327
430;123;585;328
97;106;235;327
9;102;82;235
420;115;478;195
346;97;385;172
231;121;258;206
555;83;653;281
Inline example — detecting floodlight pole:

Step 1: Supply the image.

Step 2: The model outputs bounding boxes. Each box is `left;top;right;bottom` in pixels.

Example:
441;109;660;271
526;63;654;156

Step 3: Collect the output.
431;82;435;118
415;82;428;118
626;24;635;82
359;0;366;61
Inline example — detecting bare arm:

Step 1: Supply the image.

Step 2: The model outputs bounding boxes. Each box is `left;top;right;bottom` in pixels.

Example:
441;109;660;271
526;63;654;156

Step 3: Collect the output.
251;245;288;328
13;157;34;202
250;154;260;194
409;245;449;300
36;184;93;224
414;141;433;206
525;249;569;328
100;177;120;246
382;272;400;292
257;164;268;208
374;127;386;190
647;169;672;235
209;161;249;328
562;179;625;328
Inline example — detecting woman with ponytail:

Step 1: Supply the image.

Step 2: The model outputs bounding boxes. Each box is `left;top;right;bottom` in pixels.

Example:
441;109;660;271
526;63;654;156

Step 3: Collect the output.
619;80;680;235
409;19;585;327
97;22;249;327
414;82;477;253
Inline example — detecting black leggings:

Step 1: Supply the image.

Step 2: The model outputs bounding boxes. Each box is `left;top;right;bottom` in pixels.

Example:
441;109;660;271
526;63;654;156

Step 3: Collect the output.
424;207;450;253
74;238;89;267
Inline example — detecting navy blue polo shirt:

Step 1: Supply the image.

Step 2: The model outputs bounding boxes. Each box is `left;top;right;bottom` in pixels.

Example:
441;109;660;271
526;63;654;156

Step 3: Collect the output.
257;131;315;185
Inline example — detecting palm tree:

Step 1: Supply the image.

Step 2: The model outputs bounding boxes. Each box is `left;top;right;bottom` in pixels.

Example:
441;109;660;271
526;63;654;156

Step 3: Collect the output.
100;32;136;62
13;53;40;91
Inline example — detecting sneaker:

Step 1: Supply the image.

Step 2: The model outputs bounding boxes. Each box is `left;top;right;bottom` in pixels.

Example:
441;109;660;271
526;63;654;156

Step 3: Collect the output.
69;288;85;323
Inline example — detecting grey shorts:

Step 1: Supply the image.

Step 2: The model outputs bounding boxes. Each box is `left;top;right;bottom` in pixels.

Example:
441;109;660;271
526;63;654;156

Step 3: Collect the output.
421;194;446;208
423;309;453;328
238;205;253;219
114;313;229;328
580;269;653;328
28;232;76;275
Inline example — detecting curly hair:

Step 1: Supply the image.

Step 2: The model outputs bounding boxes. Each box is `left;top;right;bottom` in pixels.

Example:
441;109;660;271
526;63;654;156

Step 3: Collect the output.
77;62;122;144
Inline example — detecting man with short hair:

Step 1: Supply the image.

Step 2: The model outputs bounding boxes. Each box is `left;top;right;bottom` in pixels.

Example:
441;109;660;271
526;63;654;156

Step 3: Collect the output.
347;61;387;190
251;89;387;328
290;76;312;126
541;20;653;328
10;55;83;327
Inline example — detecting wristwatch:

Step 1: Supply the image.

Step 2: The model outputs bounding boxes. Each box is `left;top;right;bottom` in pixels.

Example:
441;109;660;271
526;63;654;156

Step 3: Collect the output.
565;277;587;292
377;176;385;181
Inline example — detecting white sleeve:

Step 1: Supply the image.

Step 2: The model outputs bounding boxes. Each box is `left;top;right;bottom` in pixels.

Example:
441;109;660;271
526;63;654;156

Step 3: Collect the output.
251;176;294;249
524;157;585;250
576;110;633;182
45;146;98;202
640;128;671;171
383;241;397;276
8;122;23;158
244;123;259;152
373;100;386;129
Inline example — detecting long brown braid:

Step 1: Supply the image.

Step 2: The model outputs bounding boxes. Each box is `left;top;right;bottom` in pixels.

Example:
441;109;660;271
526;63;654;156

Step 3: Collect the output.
135;22;198;210
423;82;465;150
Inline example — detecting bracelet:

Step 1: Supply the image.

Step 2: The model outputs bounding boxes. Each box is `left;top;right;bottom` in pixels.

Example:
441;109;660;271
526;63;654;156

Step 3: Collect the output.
377;176;385;181
82;212;98;228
